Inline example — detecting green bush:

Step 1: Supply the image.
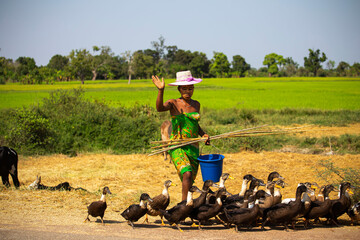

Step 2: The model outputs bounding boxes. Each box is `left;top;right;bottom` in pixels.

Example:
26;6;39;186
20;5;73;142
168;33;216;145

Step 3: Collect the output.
0;88;160;155
4;108;55;154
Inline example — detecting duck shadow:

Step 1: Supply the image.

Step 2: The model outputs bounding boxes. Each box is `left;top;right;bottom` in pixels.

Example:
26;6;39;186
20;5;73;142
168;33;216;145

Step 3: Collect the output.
262;225;309;231
131;223;162;229
95;219;123;224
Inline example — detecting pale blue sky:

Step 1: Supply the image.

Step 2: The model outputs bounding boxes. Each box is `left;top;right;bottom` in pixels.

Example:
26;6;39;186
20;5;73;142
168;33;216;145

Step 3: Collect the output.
0;0;359;69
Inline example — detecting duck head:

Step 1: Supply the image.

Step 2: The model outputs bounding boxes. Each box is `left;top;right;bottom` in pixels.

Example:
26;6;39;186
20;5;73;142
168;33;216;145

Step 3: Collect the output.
250;178;266;190
189;185;203;194
102;186;112;195
140;193;153;202
164;180;176;188
203;180;220;191
267;171;284;182
218;173;233;187
255;189;270;199
243;174;255;182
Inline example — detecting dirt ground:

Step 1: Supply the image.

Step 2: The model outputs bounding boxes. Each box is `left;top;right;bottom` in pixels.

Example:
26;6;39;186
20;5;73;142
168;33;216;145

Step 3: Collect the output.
1;124;360;239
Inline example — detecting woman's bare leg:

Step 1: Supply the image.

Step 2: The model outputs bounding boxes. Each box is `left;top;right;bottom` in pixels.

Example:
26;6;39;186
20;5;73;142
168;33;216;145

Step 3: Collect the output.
182;171;193;201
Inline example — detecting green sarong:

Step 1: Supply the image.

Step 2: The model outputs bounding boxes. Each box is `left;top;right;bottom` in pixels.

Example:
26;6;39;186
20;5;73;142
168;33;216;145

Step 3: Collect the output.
169;112;200;182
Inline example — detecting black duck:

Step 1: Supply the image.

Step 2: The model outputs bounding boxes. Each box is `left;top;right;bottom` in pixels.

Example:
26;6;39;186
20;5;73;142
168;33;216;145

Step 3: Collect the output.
262;183;308;231
190;187;227;230
85;186;111;224
222;174;255;205
144;180;175;225
325;182;353;225
223;190;267;232
304;184;337;228
160;185;202;232
121;193;153;229
206;173;232;204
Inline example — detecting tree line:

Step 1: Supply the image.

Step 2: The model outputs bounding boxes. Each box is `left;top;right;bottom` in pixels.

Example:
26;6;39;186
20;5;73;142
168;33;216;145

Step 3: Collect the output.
1;36;360;85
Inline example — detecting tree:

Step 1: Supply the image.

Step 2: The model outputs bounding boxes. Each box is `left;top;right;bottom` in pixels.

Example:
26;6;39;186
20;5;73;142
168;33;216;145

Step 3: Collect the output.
283;57;299;77
336;61;350;76
174;49;193;66
131;50;154;79
151;35;166;63
91;46;113;80
326;60;335;70
231;55;250;77
350;63;360;77
166;49;194;77
263;53;285;77
165;45;178;63
38;66;55;84
304;49;327;76
189;51;210;78
209;52;230;77
121;51;133;83
15;57;37;77
48;54;69;71
0;57;16;82
68;49;92;84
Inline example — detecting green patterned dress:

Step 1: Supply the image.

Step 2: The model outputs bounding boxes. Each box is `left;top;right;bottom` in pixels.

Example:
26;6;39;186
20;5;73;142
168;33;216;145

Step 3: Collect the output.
169;112;201;182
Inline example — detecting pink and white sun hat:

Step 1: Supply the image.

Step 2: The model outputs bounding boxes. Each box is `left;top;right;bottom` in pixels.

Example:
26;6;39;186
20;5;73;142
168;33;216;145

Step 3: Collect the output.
168;70;202;86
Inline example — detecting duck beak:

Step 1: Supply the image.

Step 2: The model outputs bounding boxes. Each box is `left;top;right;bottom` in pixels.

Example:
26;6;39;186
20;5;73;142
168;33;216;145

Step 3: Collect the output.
171;183;177;187
259;182;266;187
148;197;153;202
312;182;320;188
229;176;235;180
348;189;354;195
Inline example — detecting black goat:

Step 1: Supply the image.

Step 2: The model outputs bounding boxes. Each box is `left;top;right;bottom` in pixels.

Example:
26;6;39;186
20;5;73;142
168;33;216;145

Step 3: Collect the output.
0;146;20;188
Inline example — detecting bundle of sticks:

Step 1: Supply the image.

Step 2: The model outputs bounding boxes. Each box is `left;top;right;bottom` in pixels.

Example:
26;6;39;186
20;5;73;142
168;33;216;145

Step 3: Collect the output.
148;125;314;156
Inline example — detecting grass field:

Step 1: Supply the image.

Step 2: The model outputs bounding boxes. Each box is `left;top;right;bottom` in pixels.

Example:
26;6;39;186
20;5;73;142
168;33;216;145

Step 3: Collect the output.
1;77;360;110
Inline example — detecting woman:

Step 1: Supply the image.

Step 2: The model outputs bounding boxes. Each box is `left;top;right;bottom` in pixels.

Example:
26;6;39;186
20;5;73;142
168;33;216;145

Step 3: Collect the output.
152;70;210;201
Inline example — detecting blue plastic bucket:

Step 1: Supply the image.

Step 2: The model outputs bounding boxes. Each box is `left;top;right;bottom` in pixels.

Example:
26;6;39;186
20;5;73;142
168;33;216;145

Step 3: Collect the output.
198;154;224;182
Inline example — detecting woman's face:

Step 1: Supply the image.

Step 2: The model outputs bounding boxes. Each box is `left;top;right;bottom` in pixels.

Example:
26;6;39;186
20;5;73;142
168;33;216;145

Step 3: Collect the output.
178;85;194;100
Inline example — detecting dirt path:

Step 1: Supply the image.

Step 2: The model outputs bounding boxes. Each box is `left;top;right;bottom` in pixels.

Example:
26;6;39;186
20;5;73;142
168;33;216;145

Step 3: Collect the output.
1;220;360;240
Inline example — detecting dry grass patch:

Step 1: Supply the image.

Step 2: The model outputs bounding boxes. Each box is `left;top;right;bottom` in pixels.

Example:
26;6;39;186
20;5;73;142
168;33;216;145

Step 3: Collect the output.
0;151;359;228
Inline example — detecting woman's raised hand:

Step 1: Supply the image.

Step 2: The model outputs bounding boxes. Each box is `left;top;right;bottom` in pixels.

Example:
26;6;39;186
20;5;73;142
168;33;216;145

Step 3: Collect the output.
152;75;165;90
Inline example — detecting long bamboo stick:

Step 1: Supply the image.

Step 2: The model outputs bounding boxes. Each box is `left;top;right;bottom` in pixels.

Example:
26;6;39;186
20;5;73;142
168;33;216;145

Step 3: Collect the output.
148;127;319;156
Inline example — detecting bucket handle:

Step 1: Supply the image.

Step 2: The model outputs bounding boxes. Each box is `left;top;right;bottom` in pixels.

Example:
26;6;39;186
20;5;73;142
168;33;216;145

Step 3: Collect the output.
199;143;221;156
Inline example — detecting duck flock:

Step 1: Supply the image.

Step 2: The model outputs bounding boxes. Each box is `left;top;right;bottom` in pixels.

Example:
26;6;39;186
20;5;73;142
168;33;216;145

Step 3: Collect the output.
86;172;360;232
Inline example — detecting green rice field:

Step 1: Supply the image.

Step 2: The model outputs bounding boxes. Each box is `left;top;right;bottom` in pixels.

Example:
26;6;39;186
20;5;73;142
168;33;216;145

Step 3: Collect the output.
1;77;359;110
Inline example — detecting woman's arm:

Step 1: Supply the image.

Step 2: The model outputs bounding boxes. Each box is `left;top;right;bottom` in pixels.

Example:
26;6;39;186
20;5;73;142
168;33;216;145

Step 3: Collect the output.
196;101;210;144
152;75;172;112
199;126;210;145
